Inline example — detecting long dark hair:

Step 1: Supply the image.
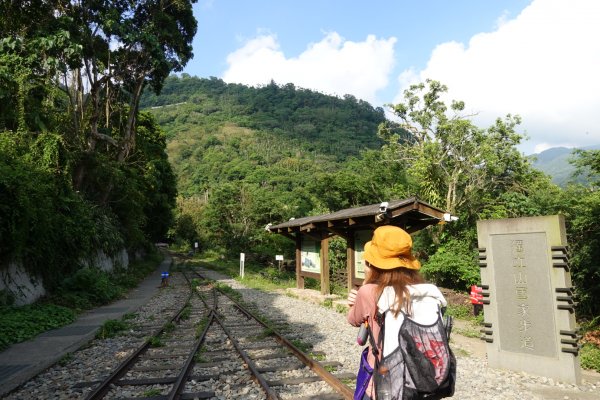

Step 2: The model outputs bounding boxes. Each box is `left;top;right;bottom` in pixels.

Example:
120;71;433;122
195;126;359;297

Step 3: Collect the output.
364;264;425;317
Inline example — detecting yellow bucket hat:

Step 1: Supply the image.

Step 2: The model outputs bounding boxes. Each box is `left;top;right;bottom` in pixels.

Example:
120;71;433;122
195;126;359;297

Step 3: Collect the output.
363;225;421;270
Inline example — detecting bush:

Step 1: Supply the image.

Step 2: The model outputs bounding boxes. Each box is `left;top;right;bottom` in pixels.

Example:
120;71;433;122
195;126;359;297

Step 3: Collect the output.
55;267;123;309
96;319;130;339
0;304;76;351
580;343;600;373
421;238;480;291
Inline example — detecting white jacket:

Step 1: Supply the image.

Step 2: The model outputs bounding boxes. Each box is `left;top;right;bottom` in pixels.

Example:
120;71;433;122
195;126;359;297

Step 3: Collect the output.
377;284;447;357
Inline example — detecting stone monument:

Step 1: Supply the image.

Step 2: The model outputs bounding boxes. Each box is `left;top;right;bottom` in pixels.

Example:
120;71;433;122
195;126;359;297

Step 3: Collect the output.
476;215;581;384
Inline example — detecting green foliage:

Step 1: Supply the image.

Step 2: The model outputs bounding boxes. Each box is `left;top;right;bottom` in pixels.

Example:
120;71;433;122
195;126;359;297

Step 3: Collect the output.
179;305;191;321
380;79;543;229
54;267;123;310
164;322;176;333
0;1;183;294
557;186;600;317
328;236;349;296
0;289;15;307
111;252;163;290
421;238;480;291
0;132;125;288
580;344;600;373
58;353;74;367
195;317;210;339
291;339;313;353
96;319;130;340
143;389;162;397
141;76;385;161
0;254;162;349
149;336;164;347
141;76;393;256
0;304;76;351
572;149;600;187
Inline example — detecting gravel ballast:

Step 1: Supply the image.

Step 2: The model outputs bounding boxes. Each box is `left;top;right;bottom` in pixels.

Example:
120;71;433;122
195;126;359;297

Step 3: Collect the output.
197;266;600;400
4;266;600;400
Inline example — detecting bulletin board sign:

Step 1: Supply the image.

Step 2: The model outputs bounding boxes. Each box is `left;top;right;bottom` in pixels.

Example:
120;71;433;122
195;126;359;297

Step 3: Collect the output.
300;238;321;274
354;230;371;280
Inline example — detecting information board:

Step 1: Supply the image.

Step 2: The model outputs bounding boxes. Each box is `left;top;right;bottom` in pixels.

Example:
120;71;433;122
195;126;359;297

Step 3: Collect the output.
354;230;371;280
300;238;321;274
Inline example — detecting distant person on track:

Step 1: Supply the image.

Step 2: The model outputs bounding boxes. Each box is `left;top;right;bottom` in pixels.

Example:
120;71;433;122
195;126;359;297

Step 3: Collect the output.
347;225;448;400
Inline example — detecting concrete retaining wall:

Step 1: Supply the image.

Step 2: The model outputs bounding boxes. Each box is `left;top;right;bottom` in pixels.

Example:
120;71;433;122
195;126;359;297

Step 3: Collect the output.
0;249;131;306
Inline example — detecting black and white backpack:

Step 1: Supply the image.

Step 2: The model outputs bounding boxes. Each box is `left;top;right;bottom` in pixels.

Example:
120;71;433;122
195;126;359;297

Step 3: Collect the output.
369;300;456;399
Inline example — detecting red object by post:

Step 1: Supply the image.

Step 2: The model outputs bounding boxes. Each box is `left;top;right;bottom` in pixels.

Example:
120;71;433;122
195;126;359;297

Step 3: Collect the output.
470;285;483;305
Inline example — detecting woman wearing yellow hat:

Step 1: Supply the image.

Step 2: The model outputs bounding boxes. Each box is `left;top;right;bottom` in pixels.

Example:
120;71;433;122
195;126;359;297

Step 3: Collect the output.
347;225;447;400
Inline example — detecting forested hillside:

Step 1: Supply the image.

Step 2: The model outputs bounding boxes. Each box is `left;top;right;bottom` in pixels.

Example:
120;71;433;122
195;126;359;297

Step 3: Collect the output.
531;145;600;186
140;75;411;254
145;78;600;319
141;75;410;197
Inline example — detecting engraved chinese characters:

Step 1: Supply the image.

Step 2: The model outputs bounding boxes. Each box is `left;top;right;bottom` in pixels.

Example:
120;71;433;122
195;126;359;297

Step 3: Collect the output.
493;233;557;358
477;216;581;384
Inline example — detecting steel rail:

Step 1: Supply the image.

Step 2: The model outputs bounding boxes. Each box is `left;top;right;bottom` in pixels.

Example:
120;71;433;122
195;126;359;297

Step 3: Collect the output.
214;314;281;400
166;310;215;400
84;285;194;400
213;281;354;399
192;268;354;399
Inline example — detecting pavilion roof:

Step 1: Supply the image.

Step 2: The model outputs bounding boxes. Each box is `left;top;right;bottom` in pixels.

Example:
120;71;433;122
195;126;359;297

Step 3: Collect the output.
267;196;449;239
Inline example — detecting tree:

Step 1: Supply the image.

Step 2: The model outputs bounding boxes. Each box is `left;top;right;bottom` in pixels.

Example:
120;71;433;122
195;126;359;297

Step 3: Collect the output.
559;149;600;317
0;1;183;259
379;79;534;223
572;149;600;187
1;0;197;198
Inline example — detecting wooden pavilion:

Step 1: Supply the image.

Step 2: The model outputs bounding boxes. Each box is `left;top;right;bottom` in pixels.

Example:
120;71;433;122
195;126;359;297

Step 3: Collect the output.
267;196;451;294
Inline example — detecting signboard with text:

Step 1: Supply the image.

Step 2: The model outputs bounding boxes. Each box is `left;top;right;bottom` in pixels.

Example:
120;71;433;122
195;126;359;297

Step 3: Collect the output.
354;230;371;280
300;238;321;274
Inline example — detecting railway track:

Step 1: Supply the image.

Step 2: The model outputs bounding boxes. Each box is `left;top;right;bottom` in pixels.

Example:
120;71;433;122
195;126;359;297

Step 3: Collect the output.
75;269;354;399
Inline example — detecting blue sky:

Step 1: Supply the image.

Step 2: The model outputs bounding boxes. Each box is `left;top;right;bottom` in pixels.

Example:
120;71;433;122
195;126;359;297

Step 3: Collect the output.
182;0;600;155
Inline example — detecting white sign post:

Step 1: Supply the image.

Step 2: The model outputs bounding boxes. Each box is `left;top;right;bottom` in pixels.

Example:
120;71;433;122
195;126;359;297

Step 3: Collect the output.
240;253;245;278
276;254;284;270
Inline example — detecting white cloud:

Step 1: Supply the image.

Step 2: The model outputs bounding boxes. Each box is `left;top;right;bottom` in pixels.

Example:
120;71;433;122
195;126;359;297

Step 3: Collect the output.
396;0;600;154
223;32;397;105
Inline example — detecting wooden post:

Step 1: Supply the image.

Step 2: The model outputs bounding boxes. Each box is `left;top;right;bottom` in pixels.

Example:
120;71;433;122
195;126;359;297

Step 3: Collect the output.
347;232;355;293
320;236;329;295
295;234;304;289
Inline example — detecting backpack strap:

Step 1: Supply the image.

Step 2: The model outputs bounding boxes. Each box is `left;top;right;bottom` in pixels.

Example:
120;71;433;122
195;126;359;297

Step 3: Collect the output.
371;306;388;371
367;292;387;371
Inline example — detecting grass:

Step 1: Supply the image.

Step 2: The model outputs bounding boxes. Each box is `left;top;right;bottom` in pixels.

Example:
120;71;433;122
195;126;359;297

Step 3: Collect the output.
256;327;275;340
290;339;313;353
149;335;163;347
580;344;600;373
179;305;191;321
142;388;162;397
96;319;130;339
453;325;480;339
324;364;337;373
194;345;208;363
58;353;74;367
183;254;296;292
195;316;210;338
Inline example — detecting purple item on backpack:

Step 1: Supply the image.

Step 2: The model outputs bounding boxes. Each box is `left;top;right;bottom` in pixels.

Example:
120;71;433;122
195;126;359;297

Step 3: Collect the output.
354;347;374;400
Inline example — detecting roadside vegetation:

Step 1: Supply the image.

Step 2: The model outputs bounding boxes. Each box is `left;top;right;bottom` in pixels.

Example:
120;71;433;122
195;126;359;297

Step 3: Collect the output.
0;252;162;351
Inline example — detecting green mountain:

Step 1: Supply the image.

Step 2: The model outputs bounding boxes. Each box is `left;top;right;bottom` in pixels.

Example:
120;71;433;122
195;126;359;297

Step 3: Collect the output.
140;75;406;199
139;75;413;254
530;145;600;186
